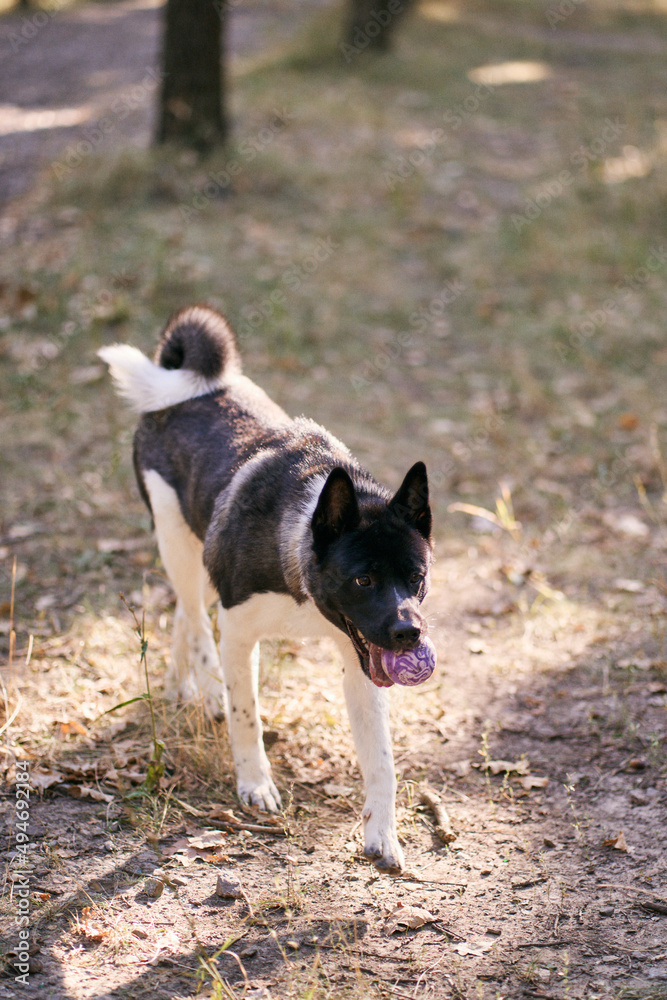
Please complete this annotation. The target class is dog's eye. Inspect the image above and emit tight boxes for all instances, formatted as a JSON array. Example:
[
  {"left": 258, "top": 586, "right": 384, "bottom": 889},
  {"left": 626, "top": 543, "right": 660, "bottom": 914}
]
[
  {"left": 355, "top": 575, "right": 372, "bottom": 588},
  {"left": 410, "top": 572, "right": 424, "bottom": 586}
]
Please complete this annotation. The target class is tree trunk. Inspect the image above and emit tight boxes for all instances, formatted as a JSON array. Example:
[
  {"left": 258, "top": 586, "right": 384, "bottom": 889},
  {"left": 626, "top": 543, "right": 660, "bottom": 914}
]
[
  {"left": 343, "top": 0, "right": 415, "bottom": 57},
  {"left": 156, "top": 0, "right": 226, "bottom": 152}
]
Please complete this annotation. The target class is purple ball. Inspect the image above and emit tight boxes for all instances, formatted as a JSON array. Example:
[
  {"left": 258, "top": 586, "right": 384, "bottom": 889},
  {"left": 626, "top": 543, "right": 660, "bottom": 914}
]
[{"left": 381, "top": 637, "right": 436, "bottom": 686}]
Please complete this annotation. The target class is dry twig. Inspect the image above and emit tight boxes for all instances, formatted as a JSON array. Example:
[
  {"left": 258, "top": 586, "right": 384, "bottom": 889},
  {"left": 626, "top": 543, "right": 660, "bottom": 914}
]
[{"left": 419, "top": 785, "right": 457, "bottom": 844}]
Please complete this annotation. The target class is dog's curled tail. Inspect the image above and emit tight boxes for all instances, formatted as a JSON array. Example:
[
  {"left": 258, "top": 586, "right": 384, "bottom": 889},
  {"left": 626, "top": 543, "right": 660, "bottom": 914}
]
[{"left": 98, "top": 306, "right": 241, "bottom": 413}]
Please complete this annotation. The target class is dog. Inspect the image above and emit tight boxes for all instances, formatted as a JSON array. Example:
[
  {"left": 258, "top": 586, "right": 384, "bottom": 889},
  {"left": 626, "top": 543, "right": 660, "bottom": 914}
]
[{"left": 99, "top": 306, "right": 433, "bottom": 871}]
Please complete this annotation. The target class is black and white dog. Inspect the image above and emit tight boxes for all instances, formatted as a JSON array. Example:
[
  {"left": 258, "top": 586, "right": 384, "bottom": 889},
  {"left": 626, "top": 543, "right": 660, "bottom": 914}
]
[{"left": 100, "top": 306, "right": 433, "bottom": 871}]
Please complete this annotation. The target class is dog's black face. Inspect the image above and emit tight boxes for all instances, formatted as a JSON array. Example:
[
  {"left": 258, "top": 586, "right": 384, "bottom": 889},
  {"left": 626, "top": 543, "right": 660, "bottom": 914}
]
[{"left": 308, "top": 462, "right": 433, "bottom": 687}]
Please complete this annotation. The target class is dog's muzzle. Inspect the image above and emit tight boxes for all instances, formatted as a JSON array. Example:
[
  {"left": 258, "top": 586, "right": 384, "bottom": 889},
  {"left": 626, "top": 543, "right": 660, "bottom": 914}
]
[{"left": 344, "top": 619, "right": 394, "bottom": 688}]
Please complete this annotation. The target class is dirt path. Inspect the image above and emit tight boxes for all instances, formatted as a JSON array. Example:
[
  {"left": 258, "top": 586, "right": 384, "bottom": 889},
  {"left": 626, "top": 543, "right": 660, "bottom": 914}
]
[
  {"left": 1, "top": 556, "right": 666, "bottom": 1000},
  {"left": 0, "top": 0, "right": 326, "bottom": 206}
]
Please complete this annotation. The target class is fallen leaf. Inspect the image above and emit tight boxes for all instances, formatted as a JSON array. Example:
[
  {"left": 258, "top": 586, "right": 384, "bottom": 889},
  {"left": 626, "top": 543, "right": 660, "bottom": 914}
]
[
  {"left": 602, "top": 511, "right": 649, "bottom": 539},
  {"left": 322, "top": 783, "right": 354, "bottom": 797},
  {"left": 613, "top": 578, "right": 645, "bottom": 593},
  {"left": 446, "top": 759, "right": 472, "bottom": 779},
  {"left": 170, "top": 847, "right": 212, "bottom": 866},
  {"left": 66, "top": 784, "right": 114, "bottom": 804},
  {"left": 603, "top": 830, "right": 629, "bottom": 852},
  {"left": 165, "top": 830, "right": 229, "bottom": 866},
  {"left": 74, "top": 907, "right": 111, "bottom": 942},
  {"left": 207, "top": 806, "right": 241, "bottom": 824},
  {"left": 384, "top": 902, "right": 437, "bottom": 934},
  {"left": 519, "top": 775, "right": 549, "bottom": 790},
  {"left": 60, "top": 759, "right": 99, "bottom": 778},
  {"left": 453, "top": 940, "right": 494, "bottom": 957},
  {"left": 57, "top": 720, "right": 88, "bottom": 737},
  {"left": 618, "top": 412, "right": 639, "bottom": 431},
  {"left": 30, "top": 768, "right": 64, "bottom": 791},
  {"left": 483, "top": 759, "right": 530, "bottom": 776},
  {"left": 187, "top": 830, "right": 228, "bottom": 851}
]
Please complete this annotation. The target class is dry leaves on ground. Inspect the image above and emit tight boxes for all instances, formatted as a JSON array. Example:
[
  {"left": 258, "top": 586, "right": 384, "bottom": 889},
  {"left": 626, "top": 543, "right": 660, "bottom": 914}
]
[
  {"left": 384, "top": 902, "right": 437, "bottom": 935},
  {"left": 603, "top": 830, "right": 630, "bottom": 852}
]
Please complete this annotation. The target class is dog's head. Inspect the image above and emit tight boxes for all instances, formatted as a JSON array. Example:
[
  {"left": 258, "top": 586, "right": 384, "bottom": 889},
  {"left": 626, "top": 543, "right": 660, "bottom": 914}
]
[{"left": 307, "top": 462, "right": 433, "bottom": 687}]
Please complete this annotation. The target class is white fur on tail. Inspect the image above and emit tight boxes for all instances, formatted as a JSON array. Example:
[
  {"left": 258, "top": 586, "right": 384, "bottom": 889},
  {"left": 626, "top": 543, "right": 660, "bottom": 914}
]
[{"left": 98, "top": 345, "right": 226, "bottom": 413}]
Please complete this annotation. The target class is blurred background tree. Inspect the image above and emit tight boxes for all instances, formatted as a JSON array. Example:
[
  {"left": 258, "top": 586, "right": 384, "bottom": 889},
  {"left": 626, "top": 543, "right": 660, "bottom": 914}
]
[
  {"left": 344, "top": 0, "right": 415, "bottom": 54},
  {"left": 155, "top": 0, "right": 227, "bottom": 151},
  {"left": 153, "top": 0, "right": 414, "bottom": 152}
]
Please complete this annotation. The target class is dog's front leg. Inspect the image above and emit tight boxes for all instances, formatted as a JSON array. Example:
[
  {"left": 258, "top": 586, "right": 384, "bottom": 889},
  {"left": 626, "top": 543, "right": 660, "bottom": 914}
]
[
  {"left": 219, "top": 609, "right": 281, "bottom": 813},
  {"left": 341, "top": 648, "right": 404, "bottom": 872}
]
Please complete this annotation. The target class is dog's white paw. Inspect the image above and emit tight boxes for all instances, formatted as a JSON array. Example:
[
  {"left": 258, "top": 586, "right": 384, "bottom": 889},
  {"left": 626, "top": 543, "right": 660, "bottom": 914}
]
[
  {"left": 199, "top": 690, "right": 226, "bottom": 720},
  {"left": 164, "top": 669, "right": 226, "bottom": 718},
  {"left": 194, "top": 674, "right": 227, "bottom": 720},
  {"left": 164, "top": 668, "right": 200, "bottom": 702},
  {"left": 362, "top": 805, "right": 404, "bottom": 872},
  {"left": 238, "top": 775, "right": 282, "bottom": 813}
]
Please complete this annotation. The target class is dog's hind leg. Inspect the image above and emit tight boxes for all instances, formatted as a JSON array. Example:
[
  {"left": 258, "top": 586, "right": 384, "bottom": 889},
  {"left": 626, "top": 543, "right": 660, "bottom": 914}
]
[
  {"left": 339, "top": 643, "right": 404, "bottom": 872},
  {"left": 218, "top": 601, "right": 281, "bottom": 813},
  {"left": 143, "top": 470, "right": 224, "bottom": 716}
]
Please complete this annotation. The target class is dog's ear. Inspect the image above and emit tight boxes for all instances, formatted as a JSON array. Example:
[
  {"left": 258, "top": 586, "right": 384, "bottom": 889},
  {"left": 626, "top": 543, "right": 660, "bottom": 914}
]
[
  {"left": 389, "top": 461, "right": 432, "bottom": 541},
  {"left": 311, "top": 468, "right": 360, "bottom": 560}
]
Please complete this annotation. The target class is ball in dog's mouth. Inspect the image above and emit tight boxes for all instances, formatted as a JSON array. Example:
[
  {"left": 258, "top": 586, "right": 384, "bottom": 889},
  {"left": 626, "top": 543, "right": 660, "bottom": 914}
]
[
  {"left": 369, "top": 637, "right": 436, "bottom": 688},
  {"left": 346, "top": 619, "right": 436, "bottom": 688}
]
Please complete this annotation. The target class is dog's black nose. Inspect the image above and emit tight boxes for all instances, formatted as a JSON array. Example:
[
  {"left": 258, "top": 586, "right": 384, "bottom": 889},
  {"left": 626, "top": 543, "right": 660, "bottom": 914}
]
[{"left": 390, "top": 622, "right": 421, "bottom": 648}]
